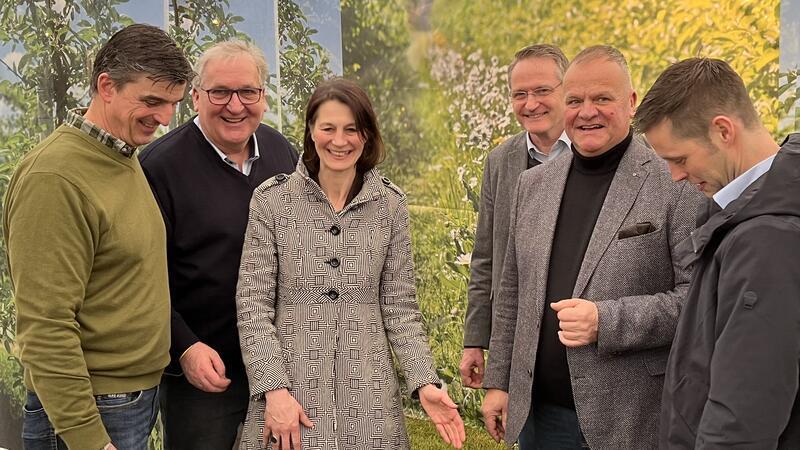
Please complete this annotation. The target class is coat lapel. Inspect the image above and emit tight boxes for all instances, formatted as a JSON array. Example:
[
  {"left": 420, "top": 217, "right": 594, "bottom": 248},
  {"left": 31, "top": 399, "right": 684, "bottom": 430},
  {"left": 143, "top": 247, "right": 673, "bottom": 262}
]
[{"left": 572, "top": 137, "right": 651, "bottom": 297}]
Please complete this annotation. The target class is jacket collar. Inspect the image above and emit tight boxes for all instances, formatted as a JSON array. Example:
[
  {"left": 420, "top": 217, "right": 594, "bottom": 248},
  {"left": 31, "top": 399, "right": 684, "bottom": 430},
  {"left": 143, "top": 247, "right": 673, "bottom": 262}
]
[
  {"left": 295, "top": 160, "right": 384, "bottom": 212},
  {"left": 674, "top": 133, "right": 800, "bottom": 268}
]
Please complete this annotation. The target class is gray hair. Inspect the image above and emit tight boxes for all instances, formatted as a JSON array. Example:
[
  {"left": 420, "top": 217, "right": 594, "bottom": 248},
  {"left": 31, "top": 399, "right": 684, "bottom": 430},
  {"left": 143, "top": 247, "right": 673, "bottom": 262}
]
[
  {"left": 569, "top": 45, "right": 632, "bottom": 87},
  {"left": 192, "top": 40, "right": 269, "bottom": 89},
  {"left": 507, "top": 44, "right": 569, "bottom": 89}
]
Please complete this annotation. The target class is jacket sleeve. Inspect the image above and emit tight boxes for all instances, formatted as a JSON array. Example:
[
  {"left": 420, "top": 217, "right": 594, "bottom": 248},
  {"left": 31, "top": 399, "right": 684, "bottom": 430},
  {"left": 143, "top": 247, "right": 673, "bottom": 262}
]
[
  {"left": 696, "top": 219, "right": 800, "bottom": 449},
  {"left": 464, "top": 154, "right": 495, "bottom": 348},
  {"left": 483, "top": 176, "right": 523, "bottom": 392},
  {"left": 236, "top": 191, "right": 291, "bottom": 396},
  {"left": 8, "top": 172, "right": 111, "bottom": 450},
  {"left": 379, "top": 197, "right": 440, "bottom": 395},
  {"left": 596, "top": 181, "right": 702, "bottom": 354}
]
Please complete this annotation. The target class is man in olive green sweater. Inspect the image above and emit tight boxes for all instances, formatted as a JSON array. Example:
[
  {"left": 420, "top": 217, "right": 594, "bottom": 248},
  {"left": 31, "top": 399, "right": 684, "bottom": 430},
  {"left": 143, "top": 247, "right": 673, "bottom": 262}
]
[{"left": 3, "top": 24, "right": 192, "bottom": 450}]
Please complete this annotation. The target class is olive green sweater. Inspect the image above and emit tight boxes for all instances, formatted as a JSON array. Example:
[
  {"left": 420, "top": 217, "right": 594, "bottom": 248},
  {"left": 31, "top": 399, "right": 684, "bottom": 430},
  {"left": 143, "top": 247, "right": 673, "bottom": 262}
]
[{"left": 3, "top": 125, "right": 170, "bottom": 450}]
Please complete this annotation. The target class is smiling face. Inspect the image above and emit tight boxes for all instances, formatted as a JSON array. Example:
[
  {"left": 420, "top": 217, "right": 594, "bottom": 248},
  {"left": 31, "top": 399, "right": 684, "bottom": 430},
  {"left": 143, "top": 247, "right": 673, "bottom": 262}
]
[
  {"left": 645, "top": 119, "right": 732, "bottom": 197},
  {"left": 101, "top": 74, "right": 185, "bottom": 147},
  {"left": 563, "top": 57, "right": 636, "bottom": 156},
  {"left": 510, "top": 57, "right": 565, "bottom": 142},
  {"left": 192, "top": 53, "right": 267, "bottom": 155},
  {"left": 311, "top": 100, "right": 365, "bottom": 177}
]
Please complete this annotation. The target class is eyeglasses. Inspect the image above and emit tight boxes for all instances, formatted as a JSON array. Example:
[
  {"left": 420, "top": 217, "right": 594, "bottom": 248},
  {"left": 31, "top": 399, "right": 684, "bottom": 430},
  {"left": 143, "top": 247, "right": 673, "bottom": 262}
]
[
  {"left": 199, "top": 87, "right": 264, "bottom": 105},
  {"left": 510, "top": 82, "right": 562, "bottom": 103}
]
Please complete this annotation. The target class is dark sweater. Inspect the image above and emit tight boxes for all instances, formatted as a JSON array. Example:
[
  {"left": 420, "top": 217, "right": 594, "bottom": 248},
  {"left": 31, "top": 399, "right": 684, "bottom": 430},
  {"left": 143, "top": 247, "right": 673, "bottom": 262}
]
[
  {"left": 139, "top": 119, "right": 298, "bottom": 376},
  {"left": 533, "top": 132, "right": 632, "bottom": 409}
]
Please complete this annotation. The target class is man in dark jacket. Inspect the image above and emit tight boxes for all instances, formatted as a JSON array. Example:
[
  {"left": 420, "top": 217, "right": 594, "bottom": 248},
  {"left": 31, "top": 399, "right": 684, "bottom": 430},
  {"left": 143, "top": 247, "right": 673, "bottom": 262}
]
[
  {"left": 140, "top": 40, "right": 298, "bottom": 449},
  {"left": 635, "top": 57, "right": 800, "bottom": 449}
]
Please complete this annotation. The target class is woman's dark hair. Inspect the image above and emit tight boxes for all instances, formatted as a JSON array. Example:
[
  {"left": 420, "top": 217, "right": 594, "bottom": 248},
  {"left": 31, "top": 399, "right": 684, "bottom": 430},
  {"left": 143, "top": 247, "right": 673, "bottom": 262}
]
[{"left": 302, "top": 78, "right": 385, "bottom": 176}]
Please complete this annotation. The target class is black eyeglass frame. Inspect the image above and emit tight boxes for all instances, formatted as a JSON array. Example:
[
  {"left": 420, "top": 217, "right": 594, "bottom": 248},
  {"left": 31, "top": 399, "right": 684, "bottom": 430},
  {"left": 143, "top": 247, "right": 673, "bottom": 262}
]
[{"left": 198, "top": 87, "right": 264, "bottom": 105}]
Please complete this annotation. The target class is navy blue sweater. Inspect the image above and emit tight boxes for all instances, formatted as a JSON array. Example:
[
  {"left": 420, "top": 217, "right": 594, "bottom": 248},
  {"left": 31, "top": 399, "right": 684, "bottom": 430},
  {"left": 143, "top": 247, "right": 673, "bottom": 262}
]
[{"left": 140, "top": 119, "right": 298, "bottom": 375}]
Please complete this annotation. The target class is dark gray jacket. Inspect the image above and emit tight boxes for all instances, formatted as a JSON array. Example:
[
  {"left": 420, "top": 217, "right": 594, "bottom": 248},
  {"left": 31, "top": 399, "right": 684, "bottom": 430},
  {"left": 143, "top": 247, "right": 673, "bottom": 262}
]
[{"left": 660, "top": 134, "right": 800, "bottom": 449}]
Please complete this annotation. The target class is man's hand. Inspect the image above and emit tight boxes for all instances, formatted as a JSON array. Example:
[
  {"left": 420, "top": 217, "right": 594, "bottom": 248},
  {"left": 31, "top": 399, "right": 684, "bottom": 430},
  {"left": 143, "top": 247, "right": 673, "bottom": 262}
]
[
  {"left": 551, "top": 298, "right": 599, "bottom": 347},
  {"left": 179, "top": 342, "right": 231, "bottom": 392},
  {"left": 481, "top": 388, "right": 508, "bottom": 443},
  {"left": 264, "top": 388, "right": 313, "bottom": 450},
  {"left": 459, "top": 348, "right": 485, "bottom": 388},
  {"left": 418, "top": 384, "right": 465, "bottom": 449}
]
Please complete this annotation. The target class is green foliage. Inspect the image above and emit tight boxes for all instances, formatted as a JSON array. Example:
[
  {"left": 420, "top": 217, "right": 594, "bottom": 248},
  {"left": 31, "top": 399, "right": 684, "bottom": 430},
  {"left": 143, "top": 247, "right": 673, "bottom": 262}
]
[
  {"left": 278, "top": 1, "right": 333, "bottom": 149},
  {"left": 0, "top": 0, "right": 134, "bottom": 133},
  {"left": 341, "top": 0, "right": 431, "bottom": 187}
]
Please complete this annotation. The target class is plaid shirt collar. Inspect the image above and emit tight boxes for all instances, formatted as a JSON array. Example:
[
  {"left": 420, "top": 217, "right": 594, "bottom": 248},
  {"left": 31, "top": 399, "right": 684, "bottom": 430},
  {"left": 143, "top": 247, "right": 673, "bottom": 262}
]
[{"left": 65, "top": 108, "right": 137, "bottom": 158}]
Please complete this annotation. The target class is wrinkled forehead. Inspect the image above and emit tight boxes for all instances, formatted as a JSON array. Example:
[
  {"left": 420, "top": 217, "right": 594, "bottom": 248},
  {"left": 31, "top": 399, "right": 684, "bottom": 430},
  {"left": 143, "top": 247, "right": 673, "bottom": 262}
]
[{"left": 201, "top": 53, "right": 262, "bottom": 86}]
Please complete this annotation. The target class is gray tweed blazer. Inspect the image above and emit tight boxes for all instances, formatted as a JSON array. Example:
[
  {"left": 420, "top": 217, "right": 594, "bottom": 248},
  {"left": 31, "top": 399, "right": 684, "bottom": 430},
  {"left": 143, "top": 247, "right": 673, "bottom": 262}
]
[
  {"left": 464, "top": 131, "right": 529, "bottom": 348},
  {"left": 484, "top": 136, "right": 704, "bottom": 449}
]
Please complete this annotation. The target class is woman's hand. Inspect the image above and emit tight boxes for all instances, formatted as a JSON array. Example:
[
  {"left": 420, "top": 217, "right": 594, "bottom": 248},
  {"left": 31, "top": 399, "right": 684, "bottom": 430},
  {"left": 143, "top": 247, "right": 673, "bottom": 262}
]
[
  {"left": 418, "top": 383, "right": 466, "bottom": 449},
  {"left": 263, "top": 388, "right": 314, "bottom": 450}
]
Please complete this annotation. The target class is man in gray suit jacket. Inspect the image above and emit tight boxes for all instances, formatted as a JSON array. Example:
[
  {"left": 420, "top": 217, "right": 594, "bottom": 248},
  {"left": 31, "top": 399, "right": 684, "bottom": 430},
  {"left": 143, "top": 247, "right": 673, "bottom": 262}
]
[
  {"left": 481, "top": 46, "right": 704, "bottom": 449},
  {"left": 460, "top": 44, "right": 571, "bottom": 388}
]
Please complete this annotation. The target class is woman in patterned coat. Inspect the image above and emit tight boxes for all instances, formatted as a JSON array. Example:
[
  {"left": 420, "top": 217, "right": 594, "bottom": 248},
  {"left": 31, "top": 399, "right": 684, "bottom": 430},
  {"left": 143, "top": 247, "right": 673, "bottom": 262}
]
[{"left": 236, "top": 78, "right": 465, "bottom": 450}]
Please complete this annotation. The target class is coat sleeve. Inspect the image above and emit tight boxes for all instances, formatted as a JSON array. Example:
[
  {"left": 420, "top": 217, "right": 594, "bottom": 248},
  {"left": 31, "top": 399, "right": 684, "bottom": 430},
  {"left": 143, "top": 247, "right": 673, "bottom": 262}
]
[
  {"left": 8, "top": 173, "right": 111, "bottom": 450},
  {"left": 595, "top": 181, "right": 701, "bottom": 354},
  {"left": 483, "top": 176, "right": 523, "bottom": 392},
  {"left": 236, "top": 190, "right": 291, "bottom": 397},
  {"left": 464, "top": 153, "right": 495, "bottom": 348},
  {"left": 695, "top": 219, "right": 800, "bottom": 449},
  {"left": 379, "top": 197, "right": 440, "bottom": 395}
]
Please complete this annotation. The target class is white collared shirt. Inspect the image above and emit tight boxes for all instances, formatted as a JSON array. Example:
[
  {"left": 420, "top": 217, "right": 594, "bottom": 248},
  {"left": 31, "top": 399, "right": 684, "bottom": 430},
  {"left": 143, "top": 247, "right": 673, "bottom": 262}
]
[
  {"left": 193, "top": 116, "right": 260, "bottom": 175},
  {"left": 527, "top": 130, "right": 571, "bottom": 164},
  {"left": 713, "top": 154, "right": 775, "bottom": 209}
]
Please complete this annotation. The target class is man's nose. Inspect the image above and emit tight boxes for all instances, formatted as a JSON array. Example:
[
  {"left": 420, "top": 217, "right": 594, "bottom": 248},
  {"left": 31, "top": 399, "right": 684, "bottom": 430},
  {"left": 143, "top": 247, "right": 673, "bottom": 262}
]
[
  {"left": 154, "top": 104, "right": 176, "bottom": 126},
  {"left": 669, "top": 164, "right": 688, "bottom": 182}
]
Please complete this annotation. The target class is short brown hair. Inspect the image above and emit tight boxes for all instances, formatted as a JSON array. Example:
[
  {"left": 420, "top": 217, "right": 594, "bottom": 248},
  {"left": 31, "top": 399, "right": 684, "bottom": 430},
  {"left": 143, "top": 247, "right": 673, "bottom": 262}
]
[
  {"left": 507, "top": 44, "right": 568, "bottom": 89},
  {"left": 303, "top": 78, "right": 385, "bottom": 176},
  {"left": 90, "top": 23, "right": 193, "bottom": 94},
  {"left": 634, "top": 58, "right": 760, "bottom": 139}
]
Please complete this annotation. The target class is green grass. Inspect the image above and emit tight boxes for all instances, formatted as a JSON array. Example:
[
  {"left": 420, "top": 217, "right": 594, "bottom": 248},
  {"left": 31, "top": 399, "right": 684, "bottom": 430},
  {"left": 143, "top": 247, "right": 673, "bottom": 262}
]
[{"left": 407, "top": 416, "right": 506, "bottom": 450}]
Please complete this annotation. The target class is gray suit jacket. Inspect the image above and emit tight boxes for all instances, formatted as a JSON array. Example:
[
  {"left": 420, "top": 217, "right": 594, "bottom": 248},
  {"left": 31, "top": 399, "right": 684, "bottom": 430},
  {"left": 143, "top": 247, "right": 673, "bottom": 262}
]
[
  {"left": 484, "top": 136, "right": 703, "bottom": 449},
  {"left": 463, "top": 131, "right": 529, "bottom": 348}
]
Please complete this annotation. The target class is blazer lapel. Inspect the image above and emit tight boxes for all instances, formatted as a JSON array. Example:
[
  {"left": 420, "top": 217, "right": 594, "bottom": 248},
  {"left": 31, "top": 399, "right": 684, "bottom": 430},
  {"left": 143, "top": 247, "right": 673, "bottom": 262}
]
[
  {"left": 507, "top": 132, "right": 529, "bottom": 176},
  {"left": 532, "top": 152, "right": 572, "bottom": 304},
  {"left": 573, "top": 137, "right": 651, "bottom": 297}
]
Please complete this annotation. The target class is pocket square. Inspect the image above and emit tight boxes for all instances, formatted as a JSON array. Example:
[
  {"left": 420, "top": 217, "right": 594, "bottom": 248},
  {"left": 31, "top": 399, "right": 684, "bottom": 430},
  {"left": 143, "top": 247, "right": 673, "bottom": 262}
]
[{"left": 618, "top": 222, "right": 657, "bottom": 239}]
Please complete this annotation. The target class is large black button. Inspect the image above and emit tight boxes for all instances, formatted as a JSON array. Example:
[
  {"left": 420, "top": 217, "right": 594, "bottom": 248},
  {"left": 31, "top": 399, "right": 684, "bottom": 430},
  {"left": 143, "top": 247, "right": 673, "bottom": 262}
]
[
  {"left": 330, "top": 225, "right": 340, "bottom": 236},
  {"left": 328, "top": 258, "right": 340, "bottom": 268},
  {"left": 327, "top": 289, "right": 339, "bottom": 300}
]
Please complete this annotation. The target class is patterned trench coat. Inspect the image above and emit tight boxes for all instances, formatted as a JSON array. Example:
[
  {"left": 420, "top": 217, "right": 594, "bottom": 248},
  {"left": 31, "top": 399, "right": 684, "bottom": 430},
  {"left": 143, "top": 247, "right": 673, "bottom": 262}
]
[{"left": 236, "top": 162, "right": 440, "bottom": 449}]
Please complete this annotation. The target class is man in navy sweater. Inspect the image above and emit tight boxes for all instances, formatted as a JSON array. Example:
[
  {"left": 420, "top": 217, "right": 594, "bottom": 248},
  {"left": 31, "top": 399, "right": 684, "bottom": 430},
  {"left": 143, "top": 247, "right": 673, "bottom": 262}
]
[{"left": 140, "top": 40, "right": 298, "bottom": 450}]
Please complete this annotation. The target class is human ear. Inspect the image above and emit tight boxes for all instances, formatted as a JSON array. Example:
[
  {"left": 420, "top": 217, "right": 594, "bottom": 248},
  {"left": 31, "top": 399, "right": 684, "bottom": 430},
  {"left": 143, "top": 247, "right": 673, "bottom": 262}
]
[
  {"left": 709, "top": 115, "right": 736, "bottom": 146},
  {"left": 95, "top": 73, "right": 117, "bottom": 103}
]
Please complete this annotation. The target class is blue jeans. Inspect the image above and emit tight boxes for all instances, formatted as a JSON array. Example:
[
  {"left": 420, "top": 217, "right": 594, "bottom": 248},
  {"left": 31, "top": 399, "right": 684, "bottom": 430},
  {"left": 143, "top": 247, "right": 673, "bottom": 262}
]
[
  {"left": 23, "top": 386, "right": 159, "bottom": 450},
  {"left": 518, "top": 401, "right": 590, "bottom": 449}
]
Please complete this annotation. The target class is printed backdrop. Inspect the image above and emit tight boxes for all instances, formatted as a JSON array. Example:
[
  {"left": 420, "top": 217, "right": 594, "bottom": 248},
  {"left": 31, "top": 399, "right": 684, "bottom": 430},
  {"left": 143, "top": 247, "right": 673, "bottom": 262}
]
[{"left": 0, "top": 0, "right": 796, "bottom": 448}]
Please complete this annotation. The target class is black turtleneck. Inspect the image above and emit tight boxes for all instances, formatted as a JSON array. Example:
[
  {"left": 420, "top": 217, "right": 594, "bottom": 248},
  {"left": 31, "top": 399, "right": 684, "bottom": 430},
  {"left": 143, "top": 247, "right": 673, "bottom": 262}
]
[{"left": 533, "top": 131, "right": 632, "bottom": 410}]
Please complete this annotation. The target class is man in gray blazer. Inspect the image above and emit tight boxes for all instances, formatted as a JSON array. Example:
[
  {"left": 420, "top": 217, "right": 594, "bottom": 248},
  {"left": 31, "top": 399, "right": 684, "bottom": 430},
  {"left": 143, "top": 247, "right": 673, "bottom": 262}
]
[
  {"left": 481, "top": 45, "right": 704, "bottom": 449},
  {"left": 460, "top": 44, "right": 571, "bottom": 388}
]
